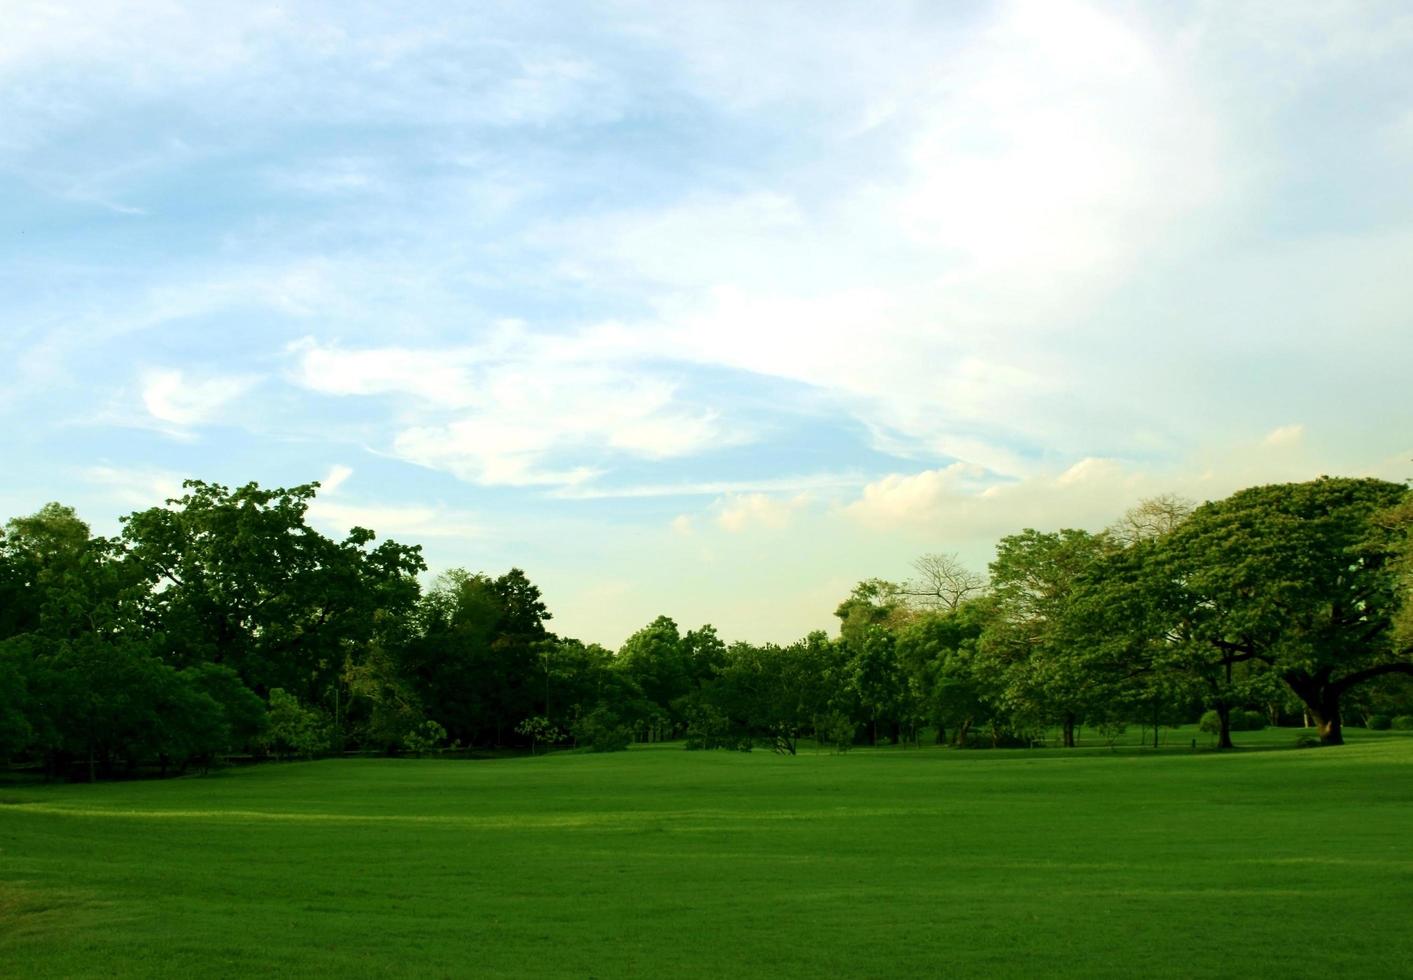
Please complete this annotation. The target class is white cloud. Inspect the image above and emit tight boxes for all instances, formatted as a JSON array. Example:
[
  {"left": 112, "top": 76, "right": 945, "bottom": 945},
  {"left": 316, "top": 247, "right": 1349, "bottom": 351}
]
[
  {"left": 320, "top": 464, "right": 354, "bottom": 494},
  {"left": 85, "top": 465, "right": 186, "bottom": 509},
  {"left": 306, "top": 499, "right": 480, "bottom": 540},
  {"left": 534, "top": 1, "right": 1229, "bottom": 475},
  {"left": 140, "top": 369, "right": 256, "bottom": 428},
  {"left": 715, "top": 492, "right": 811, "bottom": 533},
  {"left": 1263, "top": 424, "right": 1305, "bottom": 448},
  {"left": 291, "top": 338, "right": 741, "bottom": 487}
]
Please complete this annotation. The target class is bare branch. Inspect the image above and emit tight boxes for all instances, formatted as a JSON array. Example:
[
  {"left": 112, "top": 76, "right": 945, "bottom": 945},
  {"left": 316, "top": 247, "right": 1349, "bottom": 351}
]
[
  {"left": 1110, "top": 493, "right": 1196, "bottom": 545},
  {"left": 901, "top": 552, "right": 987, "bottom": 613}
]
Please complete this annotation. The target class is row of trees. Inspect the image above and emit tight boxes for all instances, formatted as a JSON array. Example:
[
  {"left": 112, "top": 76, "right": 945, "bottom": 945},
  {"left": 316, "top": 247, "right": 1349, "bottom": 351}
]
[{"left": 1, "top": 476, "right": 1410, "bottom": 778}]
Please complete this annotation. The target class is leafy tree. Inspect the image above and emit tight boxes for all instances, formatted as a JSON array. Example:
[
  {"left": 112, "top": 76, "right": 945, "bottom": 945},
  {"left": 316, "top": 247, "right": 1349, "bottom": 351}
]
[
  {"left": 514, "top": 715, "right": 560, "bottom": 754},
  {"left": 895, "top": 600, "right": 993, "bottom": 746},
  {"left": 983, "top": 528, "right": 1116, "bottom": 746},
  {"left": 402, "top": 567, "right": 550, "bottom": 746},
  {"left": 1159, "top": 478, "right": 1409, "bottom": 745},
  {"left": 616, "top": 615, "right": 690, "bottom": 737},
  {"left": 848, "top": 626, "right": 903, "bottom": 745},
  {"left": 834, "top": 579, "right": 906, "bottom": 651},
  {"left": 118, "top": 480, "right": 425, "bottom": 704},
  {"left": 261, "top": 688, "right": 329, "bottom": 760}
]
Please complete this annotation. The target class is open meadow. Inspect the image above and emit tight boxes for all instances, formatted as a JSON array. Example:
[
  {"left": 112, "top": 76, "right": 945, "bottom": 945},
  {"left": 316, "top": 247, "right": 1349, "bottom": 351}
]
[{"left": 4, "top": 729, "right": 1413, "bottom": 978}]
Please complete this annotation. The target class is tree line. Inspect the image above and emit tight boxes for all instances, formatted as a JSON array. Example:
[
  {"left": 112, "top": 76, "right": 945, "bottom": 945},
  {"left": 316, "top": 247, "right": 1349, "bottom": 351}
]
[{"left": 1, "top": 476, "right": 1410, "bottom": 779}]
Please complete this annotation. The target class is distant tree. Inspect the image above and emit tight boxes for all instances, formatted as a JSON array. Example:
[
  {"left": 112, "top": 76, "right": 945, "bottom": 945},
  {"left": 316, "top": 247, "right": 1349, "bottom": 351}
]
[
  {"left": 261, "top": 688, "right": 329, "bottom": 761},
  {"left": 834, "top": 579, "right": 906, "bottom": 651},
  {"left": 895, "top": 600, "right": 994, "bottom": 746},
  {"left": 117, "top": 480, "right": 425, "bottom": 703},
  {"left": 983, "top": 528, "right": 1116, "bottom": 746},
  {"left": 902, "top": 553, "right": 988, "bottom": 613},
  {"left": 616, "top": 616, "right": 690, "bottom": 738},
  {"left": 1107, "top": 494, "right": 1194, "bottom": 545}
]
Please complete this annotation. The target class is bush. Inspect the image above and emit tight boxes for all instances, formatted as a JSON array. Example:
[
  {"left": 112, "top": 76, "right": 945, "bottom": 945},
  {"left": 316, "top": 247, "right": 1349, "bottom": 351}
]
[
  {"left": 403, "top": 720, "right": 446, "bottom": 756},
  {"left": 815, "top": 711, "right": 855, "bottom": 754},
  {"left": 1366, "top": 714, "right": 1393, "bottom": 731},
  {"left": 1233, "top": 709, "right": 1266, "bottom": 731},
  {"left": 572, "top": 707, "right": 632, "bottom": 753},
  {"left": 1392, "top": 715, "right": 1413, "bottom": 731},
  {"left": 1198, "top": 708, "right": 1265, "bottom": 734}
]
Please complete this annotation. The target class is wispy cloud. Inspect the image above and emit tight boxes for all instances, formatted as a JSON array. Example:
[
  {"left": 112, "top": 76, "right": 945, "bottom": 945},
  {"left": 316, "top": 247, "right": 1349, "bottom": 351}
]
[{"left": 139, "top": 369, "right": 258, "bottom": 430}]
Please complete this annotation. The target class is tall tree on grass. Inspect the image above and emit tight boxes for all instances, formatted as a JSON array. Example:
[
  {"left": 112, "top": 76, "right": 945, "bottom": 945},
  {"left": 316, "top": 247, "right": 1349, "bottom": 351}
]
[
  {"left": 983, "top": 528, "right": 1116, "bottom": 747},
  {"left": 1158, "top": 478, "right": 1410, "bottom": 745},
  {"left": 119, "top": 480, "right": 425, "bottom": 703}
]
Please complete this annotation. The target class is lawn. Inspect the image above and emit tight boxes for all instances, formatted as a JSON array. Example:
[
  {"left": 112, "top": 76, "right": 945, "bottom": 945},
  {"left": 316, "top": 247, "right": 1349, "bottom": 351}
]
[{"left": 3, "top": 729, "right": 1411, "bottom": 978}]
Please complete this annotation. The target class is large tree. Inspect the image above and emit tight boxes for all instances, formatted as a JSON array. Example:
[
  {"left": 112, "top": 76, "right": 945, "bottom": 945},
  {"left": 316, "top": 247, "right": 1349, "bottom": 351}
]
[
  {"left": 1159, "top": 477, "right": 1410, "bottom": 745},
  {"left": 983, "top": 528, "right": 1117, "bottom": 746},
  {"left": 119, "top": 480, "right": 424, "bottom": 703}
]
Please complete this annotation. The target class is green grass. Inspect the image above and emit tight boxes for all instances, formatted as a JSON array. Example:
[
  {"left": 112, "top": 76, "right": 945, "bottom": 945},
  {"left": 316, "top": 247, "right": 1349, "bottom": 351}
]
[{"left": 4, "top": 728, "right": 1412, "bottom": 978}]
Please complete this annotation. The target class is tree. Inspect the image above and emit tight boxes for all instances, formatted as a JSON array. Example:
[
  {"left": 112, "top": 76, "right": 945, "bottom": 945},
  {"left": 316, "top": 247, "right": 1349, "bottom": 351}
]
[
  {"left": 834, "top": 579, "right": 906, "bottom": 651},
  {"left": 1159, "top": 478, "right": 1410, "bottom": 745},
  {"left": 118, "top": 480, "right": 425, "bottom": 703},
  {"left": 1108, "top": 494, "right": 1194, "bottom": 546},
  {"left": 983, "top": 528, "right": 1116, "bottom": 747},
  {"left": 902, "top": 553, "right": 987, "bottom": 613},
  {"left": 895, "top": 600, "right": 994, "bottom": 746},
  {"left": 616, "top": 616, "right": 690, "bottom": 738}
]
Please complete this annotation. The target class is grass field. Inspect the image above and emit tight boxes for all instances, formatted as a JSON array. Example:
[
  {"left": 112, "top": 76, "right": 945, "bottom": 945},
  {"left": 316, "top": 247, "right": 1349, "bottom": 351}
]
[{"left": 4, "top": 728, "right": 1412, "bottom": 978}]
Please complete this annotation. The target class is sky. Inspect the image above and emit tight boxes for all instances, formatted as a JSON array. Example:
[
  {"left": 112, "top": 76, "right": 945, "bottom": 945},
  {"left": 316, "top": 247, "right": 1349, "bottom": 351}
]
[{"left": 4, "top": 0, "right": 1412, "bottom": 648}]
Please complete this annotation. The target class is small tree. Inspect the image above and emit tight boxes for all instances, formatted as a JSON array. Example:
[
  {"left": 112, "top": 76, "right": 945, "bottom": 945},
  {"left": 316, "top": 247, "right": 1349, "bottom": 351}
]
[
  {"left": 514, "top": 715, "right": 560, "bottom": 754},
  {"left": 261, "top": 688, "right": 328, "bottom": 760}
]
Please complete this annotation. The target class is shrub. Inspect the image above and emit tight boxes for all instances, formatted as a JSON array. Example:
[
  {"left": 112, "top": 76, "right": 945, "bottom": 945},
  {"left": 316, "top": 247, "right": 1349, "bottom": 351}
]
[
  {"left": 1233, "top": 709, "right": 1266, "bottom": 731},
  {"left": 403, "top": 720, "right": 446, "bottom": 756},
  {"left": 1392, "top": 715, "right": 1413, "bottom": 731},
  {"left": 1366, "top": 714, "right": 1392, "bottom": 731},
  {"left": 1199, "top": 708, "right": 1265, "bottom": 734},
  {"left": 514, "top": 715, "right": 560, "bottom": 754},
  {"left": 572, "top": 707, "right": 632, "bottom": 753},
  {"left": 815, "top": 711, "right": 855, "bottom": 754},
  {"left": 260, "top": 689, "right": 329, "bottom": 761}
]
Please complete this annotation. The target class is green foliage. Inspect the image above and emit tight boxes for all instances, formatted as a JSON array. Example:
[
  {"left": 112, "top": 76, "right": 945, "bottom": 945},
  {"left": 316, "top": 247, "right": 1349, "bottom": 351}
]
[
  {"left": 1392, "top": 715, "right": 1413, "bottom": 730},
  {"left": 682, "top": 697, "right": 732, "bottom": 750},
  {"left": 403, "top": 720, "right": 446, "bottom": 756},
  {"left": 816, "top": 709, "right": 855, "bottom": 753},
  {"left": 513, "top": 715, "right": 560, "bottom": 753},
  {"left": 1199, "top": 708, "right": 1265, "bottom": 735},
  {"left": 1160, "top": 478, "right": 1410, "bottom": 745},
  {"left": 571, "top": 706, "right": 632, "bottom": 752},
  {"left": 261, "top": 688, "right": 329, "bottom": 760},
  {"left": 1366, "top": 714, "right": 1392, "bottom": 730}
]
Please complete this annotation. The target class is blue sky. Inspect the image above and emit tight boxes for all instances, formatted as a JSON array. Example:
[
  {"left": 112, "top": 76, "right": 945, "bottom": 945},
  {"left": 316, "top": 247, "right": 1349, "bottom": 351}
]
[{"left": 4, "top": 0, "right": 1412, "bottom": 646}]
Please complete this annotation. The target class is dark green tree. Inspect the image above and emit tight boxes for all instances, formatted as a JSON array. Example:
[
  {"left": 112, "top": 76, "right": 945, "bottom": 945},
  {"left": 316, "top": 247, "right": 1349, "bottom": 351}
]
[{"left": 1158, "top": 478, "right": 1410, "bottom": 745}]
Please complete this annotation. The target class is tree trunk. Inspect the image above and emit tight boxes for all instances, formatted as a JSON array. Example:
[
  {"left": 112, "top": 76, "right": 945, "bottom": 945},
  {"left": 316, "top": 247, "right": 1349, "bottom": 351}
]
[
  {"left": 888, "top": 720, "right": 901, "bottom": 745},
  {"left": 1062, "top": 714, "right": 1076, "bottom": 749},
  {"left": 935, "top": 723, "right": 947, "bottom": 746},
  {"left": 1215, "top": 701, "right": 1234, "bottom": 749},
  {"left": 1285, "top": 671, "right": 1345, "bottom": 746},
  {"left": 1308, "top": 702, "right": 1344, "bottom": 746}
]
